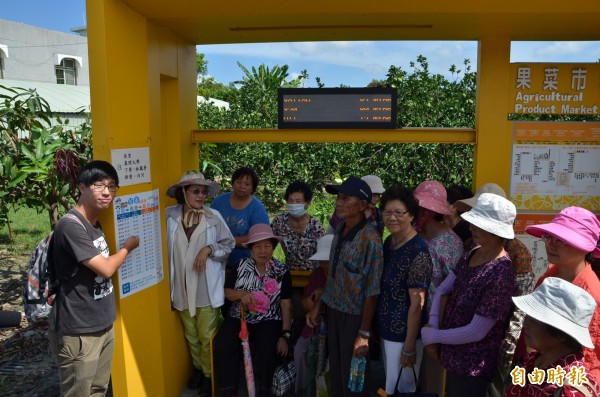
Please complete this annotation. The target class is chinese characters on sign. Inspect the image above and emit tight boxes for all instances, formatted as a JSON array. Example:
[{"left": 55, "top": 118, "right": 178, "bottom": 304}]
[
  {"left": 510, "top": 365, "right": 588, "bottom": 387},
  {"left": 111, "top": 147, "right": 151, "bottom": 186},
  {"left": 510, "top": 122, "right": 600, "bottom": 211},
  {"left": 509, "top": 63, "right": 599, "bottom": 115},
  {"left": 114, "top": 189, "right": 163, "bottom": 299}
]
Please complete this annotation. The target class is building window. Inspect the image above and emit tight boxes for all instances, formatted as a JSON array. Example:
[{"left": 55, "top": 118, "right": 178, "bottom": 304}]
[
  {"left": 56, "top": 58, "right": 77, "bottom": 85},
  {"left": 0, "top": 57, "right": 4, "bottom": 79}
]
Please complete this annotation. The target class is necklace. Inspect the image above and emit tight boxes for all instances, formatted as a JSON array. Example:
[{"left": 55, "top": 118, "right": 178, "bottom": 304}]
[{"left": 391, "top": 230, "right": 414, "bottom": 250}]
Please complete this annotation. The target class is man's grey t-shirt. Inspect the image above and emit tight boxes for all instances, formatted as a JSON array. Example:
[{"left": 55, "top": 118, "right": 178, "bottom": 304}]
[{"left": 49, "top": 209, "right": 116, "bottom": 334}]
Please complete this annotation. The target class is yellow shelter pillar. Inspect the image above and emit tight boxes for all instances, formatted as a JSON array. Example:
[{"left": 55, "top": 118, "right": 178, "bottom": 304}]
[
  {"left": 474, "top": 37, "right": 512, "bottom": 192},
  {"left": 86, "top": 0, "right": 197, "bottom": 395}
]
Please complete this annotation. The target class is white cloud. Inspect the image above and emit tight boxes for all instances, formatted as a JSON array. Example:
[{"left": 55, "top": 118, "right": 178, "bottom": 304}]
[
  {"left": 199, "top": 40, "right": 599, "bottom": 87},
  {"left": 511, "top": 41, "right": 600, "bottom": 62}
]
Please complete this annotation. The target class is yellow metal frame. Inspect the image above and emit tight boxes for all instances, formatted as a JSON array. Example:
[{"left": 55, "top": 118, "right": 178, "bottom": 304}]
[{"left": 86, "top": 0, "right": 599, "bottom": 395}]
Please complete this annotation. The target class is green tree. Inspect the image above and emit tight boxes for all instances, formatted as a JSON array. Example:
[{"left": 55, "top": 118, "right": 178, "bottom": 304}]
[
  {"left": 197, "top": 56, "right": 478, "bottom": 212},
  {"left": 0, "top": 85, "right": 92, "bottom": 233},
  {"left": 196, "top": 53, "right": 208, "bottom": 77},
  {"left": 233, "top": 62, "right": 302, "bottom": 127}
]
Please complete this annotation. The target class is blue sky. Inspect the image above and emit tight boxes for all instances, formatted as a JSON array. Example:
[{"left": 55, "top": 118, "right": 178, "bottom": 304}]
[{"left": 3, "top": 0, "right": 600, "bottom": 87}]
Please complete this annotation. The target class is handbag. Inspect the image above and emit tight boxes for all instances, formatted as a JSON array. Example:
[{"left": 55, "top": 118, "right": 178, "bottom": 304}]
[
  {"left": 271, "top": 358, "right": 296, "bottom": 397},
  {"left": 390, "top": 366, "right": 437, "bottom": 397}
]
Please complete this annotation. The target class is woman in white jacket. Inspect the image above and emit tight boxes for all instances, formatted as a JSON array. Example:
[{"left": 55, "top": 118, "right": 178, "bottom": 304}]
[{"left": 166, "top": 172, "right": 235, "bottom": 395}]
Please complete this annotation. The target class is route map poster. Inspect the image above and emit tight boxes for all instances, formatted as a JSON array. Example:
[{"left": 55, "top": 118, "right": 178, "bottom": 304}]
[
  {"left": 510, "top": 121, "right": 600, "bottom": 211},
  {"left": 114, "top": 189, "right": 163, "bottom": 299}
]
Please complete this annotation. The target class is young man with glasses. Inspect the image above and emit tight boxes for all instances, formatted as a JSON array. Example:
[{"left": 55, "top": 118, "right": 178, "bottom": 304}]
[{"left": 48, "top": 160, "right": 139, "bottom": 397}]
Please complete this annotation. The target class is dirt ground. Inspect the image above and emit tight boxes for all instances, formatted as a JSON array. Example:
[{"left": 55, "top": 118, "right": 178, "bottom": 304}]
[{"left": 0, "top": 248, "right": 60, "bottom": 397}]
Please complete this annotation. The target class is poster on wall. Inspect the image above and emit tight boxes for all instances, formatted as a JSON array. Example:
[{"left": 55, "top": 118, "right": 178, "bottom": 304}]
[
  {"left": 510, "top": 121, "right": 600, "bottom": 211},
  {"left": 111, "top": 147, "right": 151, "bottom": 187},
  {"left": 114, "top": 189, "right": 163, "bottom": 299}
]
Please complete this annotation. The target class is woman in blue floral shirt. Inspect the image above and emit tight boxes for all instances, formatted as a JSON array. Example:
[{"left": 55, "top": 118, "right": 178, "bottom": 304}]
[{"left": 215, "top": 224, "right": 293, "bottom": 397}]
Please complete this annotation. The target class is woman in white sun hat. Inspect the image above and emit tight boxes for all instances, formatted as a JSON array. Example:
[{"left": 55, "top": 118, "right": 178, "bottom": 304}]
[
  {"left": 166, "top": 171, "right": 235, "bottom": 393},
  {"left": 421, "top": 193, "right": 516, "bottom": 397},
  {"left": 505, "top": 277, "right": 599, "bottom": 396}
]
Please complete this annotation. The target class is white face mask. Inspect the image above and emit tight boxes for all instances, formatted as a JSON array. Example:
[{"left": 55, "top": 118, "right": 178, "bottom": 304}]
[{"left": 287, "top": 203, "right": 306, "bottom": 218}]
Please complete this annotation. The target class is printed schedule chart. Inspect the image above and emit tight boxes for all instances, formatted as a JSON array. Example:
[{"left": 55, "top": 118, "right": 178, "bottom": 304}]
[{"left": 114, "top": 189, "right": 163, "bottom": 299}]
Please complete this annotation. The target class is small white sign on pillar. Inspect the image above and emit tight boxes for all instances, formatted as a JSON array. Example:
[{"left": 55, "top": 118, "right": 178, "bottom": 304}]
[{"left": 111, "top": 147, "right": 151, "bottom": 187}]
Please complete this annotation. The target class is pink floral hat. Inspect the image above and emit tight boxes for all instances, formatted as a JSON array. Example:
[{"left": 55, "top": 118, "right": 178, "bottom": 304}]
[
  {"left": 414, "top": 180, "right": 452, "bottom": 216},
  {"left": 242, "top": 224, "right": 283, "bottom": 247},
  {"left": 526, "top": 207, "right": 600, "bottom": 258}
]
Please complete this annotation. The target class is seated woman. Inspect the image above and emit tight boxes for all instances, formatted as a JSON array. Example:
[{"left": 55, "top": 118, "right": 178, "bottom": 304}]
[
  {"left": 271, "top": 180, "right": 325, "bottom": 271},
  {"left": 215, "top": 224, "right": 293, "bottom": 397},
  {"left": 505, "top": 277, "right": 599, "bottom": 396},
  {"left": 421, "top": 193, "right": 516, "bottom": 397}
]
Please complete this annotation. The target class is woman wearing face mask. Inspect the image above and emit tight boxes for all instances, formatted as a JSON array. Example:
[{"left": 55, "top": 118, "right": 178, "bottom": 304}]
[{"left": 271, "top": 180, "right": 325, "bottom": 271}]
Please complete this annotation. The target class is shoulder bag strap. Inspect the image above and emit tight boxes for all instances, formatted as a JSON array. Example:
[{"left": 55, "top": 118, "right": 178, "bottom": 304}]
[{"left": 54, "top": 212, "right": 87, "bottom": 347}]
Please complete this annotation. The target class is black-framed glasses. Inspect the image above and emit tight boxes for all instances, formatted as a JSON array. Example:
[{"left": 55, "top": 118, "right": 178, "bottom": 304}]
[
  {"left": 541, "top": 234, "right": 566, "bottom": 248},
  {"left": 90, "top": 183, "right": 119, "bottom": 193},
  {"left": 382, "top": 210, "right": 409, "bottom": 218}
]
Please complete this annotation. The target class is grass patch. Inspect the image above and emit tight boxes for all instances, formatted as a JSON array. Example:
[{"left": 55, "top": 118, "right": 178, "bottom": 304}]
[{"left": 0, "top": 207, "right": 50, "bottom": 254}]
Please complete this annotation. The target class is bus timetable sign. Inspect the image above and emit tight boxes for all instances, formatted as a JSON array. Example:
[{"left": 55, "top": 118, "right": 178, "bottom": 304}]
[{"left": 278, "top": 88, "right": 397, "bottom": 129}]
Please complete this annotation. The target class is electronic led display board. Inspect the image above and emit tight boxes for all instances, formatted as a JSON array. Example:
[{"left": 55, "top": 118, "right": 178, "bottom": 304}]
[{"left": 278, "top": 88, "right": 397, "bottom": 129}]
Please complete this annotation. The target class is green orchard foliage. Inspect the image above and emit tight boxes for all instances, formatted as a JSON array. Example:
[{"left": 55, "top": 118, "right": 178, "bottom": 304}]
[
  {"left": 0, "top": 85, "right": 92, "bottom": 234},
  {"left": 198, "top": 56, "right": 476, "bottom": 213}
]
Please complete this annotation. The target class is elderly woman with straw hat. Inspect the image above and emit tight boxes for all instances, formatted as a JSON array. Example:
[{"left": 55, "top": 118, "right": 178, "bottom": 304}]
[
  {"left": 505, "top": 277, "right": 599, "bottom": 396},
  {"left": 421, "top": 193, "right": 517, "bottom": 397},
  {"left": 166, "top": 171, "right": 235, "bottom": 394},
  {"left": 521, "top": 206, "right": 600, "bottom": 383}
]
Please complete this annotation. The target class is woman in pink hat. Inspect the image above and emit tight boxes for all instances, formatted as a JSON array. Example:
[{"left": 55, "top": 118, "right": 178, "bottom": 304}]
[
  {"left": 214, "top": 224, "right": 293, "bottom": 397},
  {"left": 413, "top": 180, "right": 464, "bottom": 314},
  {"left": 413, "top": 180, "right": 464, "bottom": 396},
  {"left": 522, "top": 206, "right": 600, "bottom": 383}
]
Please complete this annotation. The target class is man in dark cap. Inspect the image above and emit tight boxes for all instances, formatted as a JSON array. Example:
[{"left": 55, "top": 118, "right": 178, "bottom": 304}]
[{"left": 309, "top": 176, "right": 384, "bottom": 396}]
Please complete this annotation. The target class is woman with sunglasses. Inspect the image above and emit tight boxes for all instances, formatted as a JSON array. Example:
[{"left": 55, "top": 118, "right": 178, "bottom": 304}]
[
  {"left": 522, "top": 206, "right": 600, "bottom": 382},
  {"left": 166, "top": 172, "right": 235, "bottom": 395}
]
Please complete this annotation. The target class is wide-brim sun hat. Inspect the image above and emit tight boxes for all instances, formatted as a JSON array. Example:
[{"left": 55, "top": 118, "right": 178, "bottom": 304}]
[
  {"left": 525, "top": 206, "right": 600, "bottom": 258},
  {"left": 414, "top": 180, "right": 452, "bottom": 216},
  {"left": 242, "top": 224, "right": 283, "bottom": 247},
  {"left": 325, "top": 175, "right": 372, "bottom": 203},
  {"left": 458, "top": 182, "right": 506, "bottom": 209},
  {"left": 309, "top": 234, "right": 334, "bottom": 261},
  {"left": 461, "top": 193, "right": 516, "bottom": 239},
  {"left": 361, "top": 175, "right": 385, "bottom": 194},
  {"left": 513, "top": 277, "right": 596, "bottom": 348},
  {"left": 166, "top": 171, "right": 220, "bottom": 198}
]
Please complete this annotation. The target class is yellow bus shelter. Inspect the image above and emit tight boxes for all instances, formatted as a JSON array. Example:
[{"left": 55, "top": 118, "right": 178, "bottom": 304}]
[{"left": 85, "top": 1, "right": 600, "bottom": 395}]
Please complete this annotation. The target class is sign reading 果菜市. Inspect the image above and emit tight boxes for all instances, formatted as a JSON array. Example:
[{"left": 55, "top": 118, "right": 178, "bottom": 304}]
[{"left": 509, "top": 63, "right": 599, "bottom": 115}]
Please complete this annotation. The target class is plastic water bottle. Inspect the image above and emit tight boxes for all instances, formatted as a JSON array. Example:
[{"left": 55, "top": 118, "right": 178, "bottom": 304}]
[{"left": 348, "top": 356, "right": 366, "bottom": 392}]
